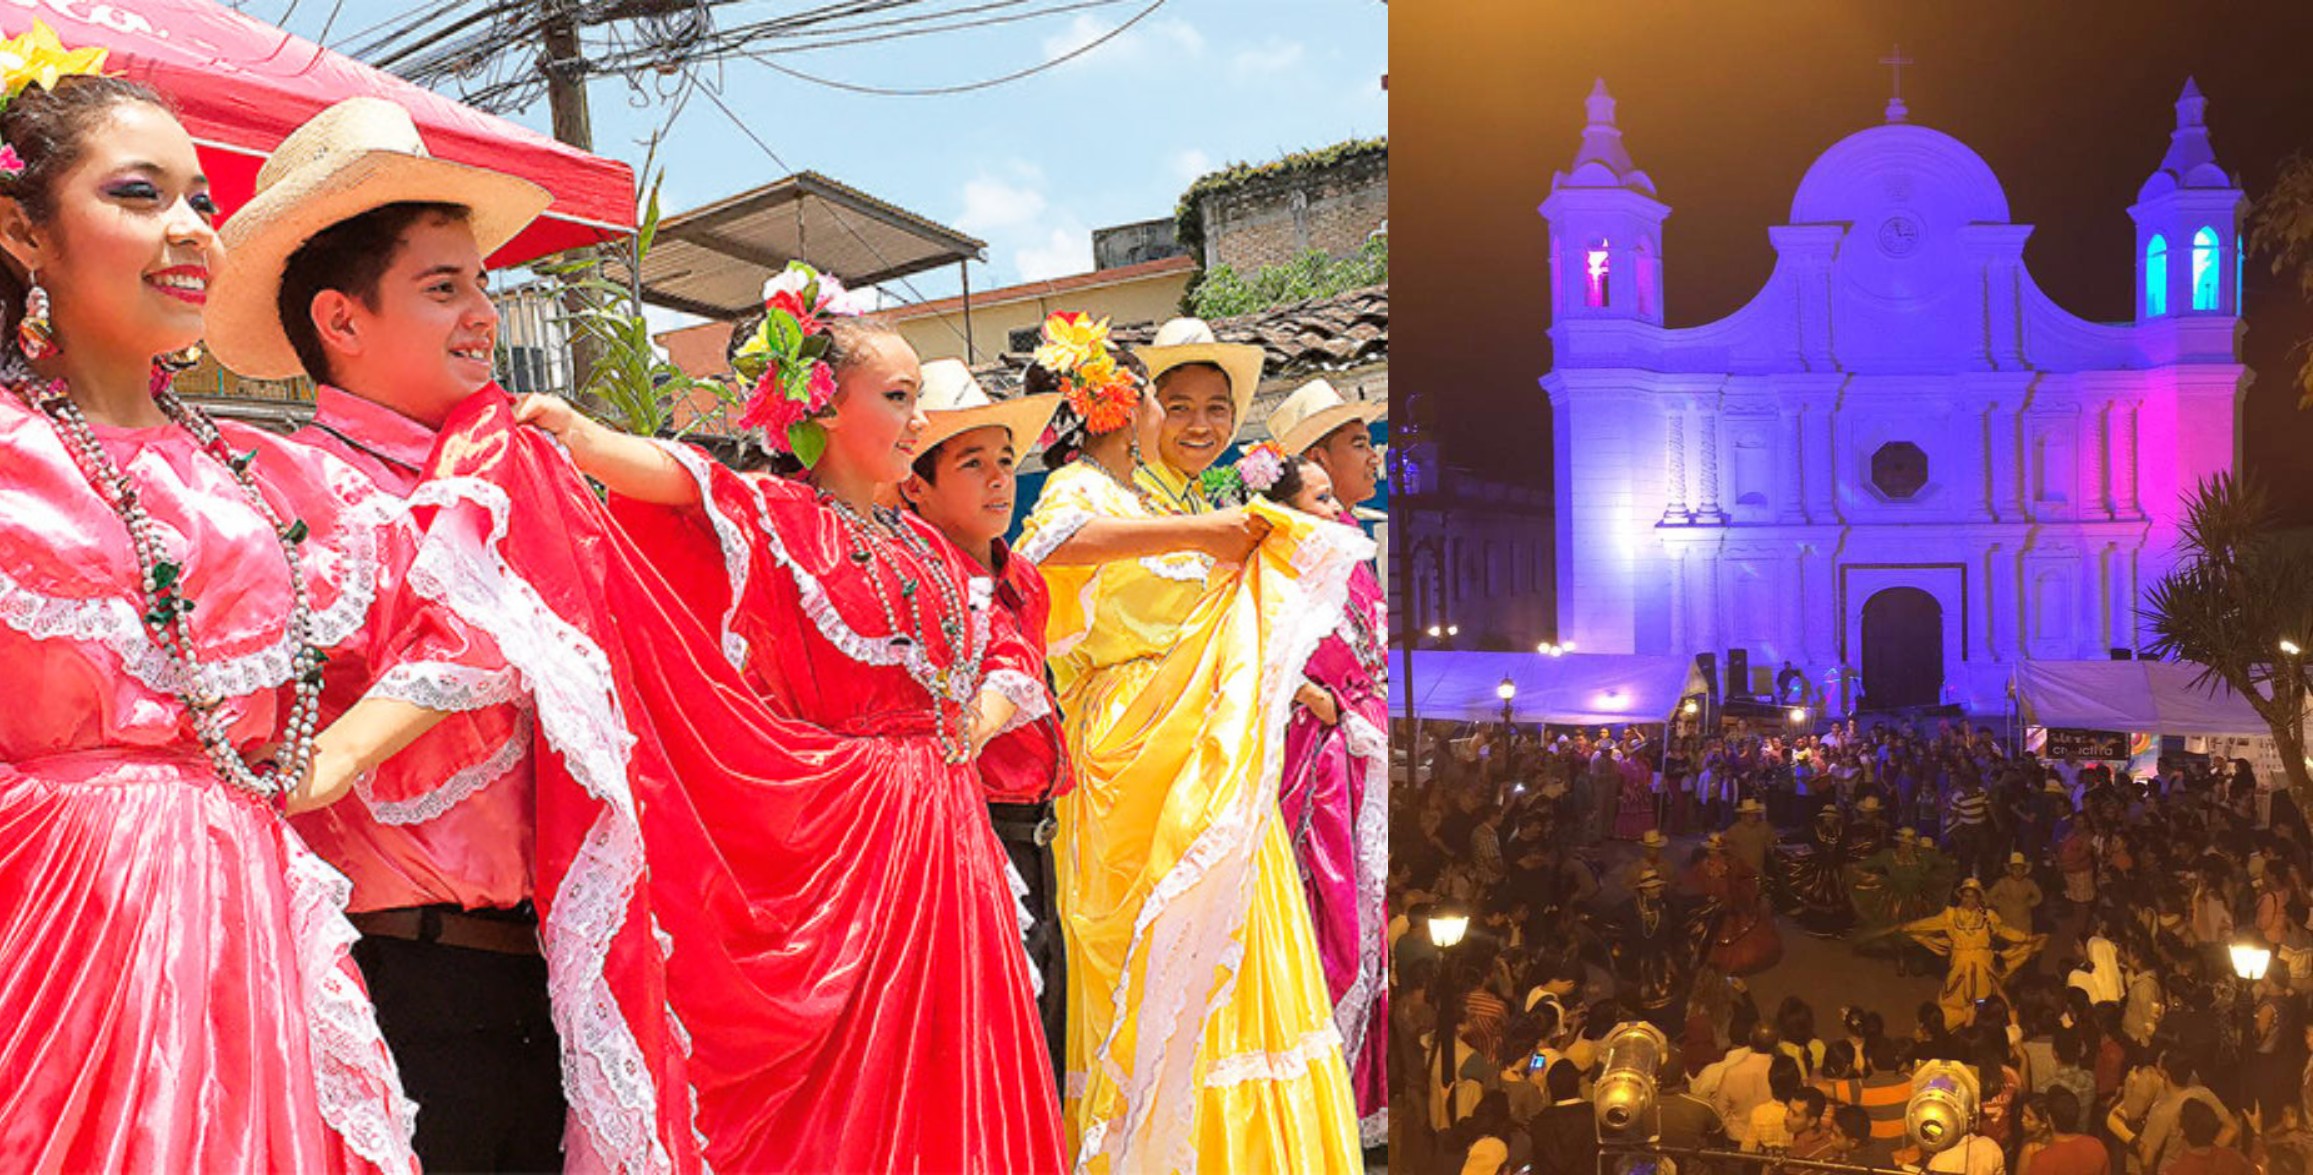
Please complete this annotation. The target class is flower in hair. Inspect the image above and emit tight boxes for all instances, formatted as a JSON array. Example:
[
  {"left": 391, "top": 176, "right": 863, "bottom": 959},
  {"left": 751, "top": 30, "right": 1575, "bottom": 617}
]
[
  {"left": 1235, "top": 441, "right": 1289, "bottom": 494},
  {"left": 0, "top": 145, "right": 23, "bottom": 179},
  {"left": 0, "top": 22, "right": 108, "bottom": 103},
  {"left": 735, "top": 261, "right": 859, "bottom": 466},
  {"left": 1034, "top": 311, "right": 1139, "bottom": 435}
]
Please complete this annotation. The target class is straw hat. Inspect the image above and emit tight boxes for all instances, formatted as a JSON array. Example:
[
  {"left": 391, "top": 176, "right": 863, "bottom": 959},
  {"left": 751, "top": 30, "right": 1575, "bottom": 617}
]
[
  {"left": 2008, "top": 851, "right": 2028, "bottom": 867},
  {"left": 1634, "top": 868, "right": 1666, "bottom": 893},
  {"left": 912, "top": 359, "right": 1059, "bottom": 457},
  {"left": 1639, "top": 829, "right": 1668, "bottom": 850},
  {"left": 1736, "top": 798, "right": 1765, "bottom": 815},
  {"left": 208, "top": 97, "right": 553, "bottom": 380},
  {"left": 1133, "top": 317, "right": 1263, "bottom": 437},
  {"left": 1957, "top": 876, "right": 1985, "bottom": 895},
  {"left": 1895, "top": 827, "right": 1919, "bottom": 843},
  {"left": 1263, "top": 377, "right": 1383, "bottom": 456}
]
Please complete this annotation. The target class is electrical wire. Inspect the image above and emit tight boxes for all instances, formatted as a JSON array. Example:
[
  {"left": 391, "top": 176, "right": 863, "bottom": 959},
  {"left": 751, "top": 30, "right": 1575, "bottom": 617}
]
[{"left": 734, "top": 0, "right": 1165, "bottom": 96}]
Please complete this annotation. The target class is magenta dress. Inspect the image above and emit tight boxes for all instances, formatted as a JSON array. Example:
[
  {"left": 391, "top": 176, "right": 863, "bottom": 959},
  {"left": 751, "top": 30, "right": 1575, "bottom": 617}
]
[
  {"left": 1276, "top": 527, "right": 1388, "bottom": 1146},
  {"left": 0, "top": 391, "right": 488, "bottom": 1172}
]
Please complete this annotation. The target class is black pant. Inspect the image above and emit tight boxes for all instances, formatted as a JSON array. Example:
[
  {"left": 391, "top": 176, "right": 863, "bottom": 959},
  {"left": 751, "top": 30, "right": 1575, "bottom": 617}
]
[
  {"left": 990, "top": 801, "right": 1068, "bottom": 1093},
  {"left": 353, "top": 933, "right": 566, "bottom": 1173}
]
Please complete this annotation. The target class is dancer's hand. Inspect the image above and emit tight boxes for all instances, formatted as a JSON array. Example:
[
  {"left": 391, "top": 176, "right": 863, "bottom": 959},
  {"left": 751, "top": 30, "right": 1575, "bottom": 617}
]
[
  {"left": 1296, "top": 681, "right": 1340, "bottom": 726},
  {"left": 514, "top": 393, "right": 585, "bottom": 443},
  {"left": 1194, "top": 507, "right": 1270, "bottom": 562}
]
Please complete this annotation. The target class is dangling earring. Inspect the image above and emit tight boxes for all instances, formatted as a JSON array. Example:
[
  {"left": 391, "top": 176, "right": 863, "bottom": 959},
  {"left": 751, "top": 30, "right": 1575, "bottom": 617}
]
[
  {"left": 17, "top": 269, "right": 55, "bottom": 360},
  {"left": 155, "top": 342, "right": 203, "bottom": 372}
]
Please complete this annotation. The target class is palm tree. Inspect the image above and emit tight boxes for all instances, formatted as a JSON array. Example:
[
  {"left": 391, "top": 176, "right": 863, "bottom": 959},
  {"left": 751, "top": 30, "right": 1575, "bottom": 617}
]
[{"left": 2143, "top": 471, "right": 2313, "bottom": 800}]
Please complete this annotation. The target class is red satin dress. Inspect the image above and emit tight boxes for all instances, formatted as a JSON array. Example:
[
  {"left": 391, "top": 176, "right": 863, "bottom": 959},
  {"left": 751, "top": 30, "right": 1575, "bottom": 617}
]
[
  {"left": 410, "top": 397, "right": 1065, "bottom": 1173},
  {"left": 0, "top": 392, "right": 491, "bottom": 1173}
]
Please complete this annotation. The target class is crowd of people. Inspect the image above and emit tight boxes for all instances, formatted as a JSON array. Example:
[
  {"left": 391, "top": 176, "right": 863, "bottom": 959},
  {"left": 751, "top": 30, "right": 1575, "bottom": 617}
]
[
  {"left": 1392, "top": 711, "right": 2313, "bottom": 1175},
  {"left": 0, "top": 32, "right": 1390, "bottom": 1173}
]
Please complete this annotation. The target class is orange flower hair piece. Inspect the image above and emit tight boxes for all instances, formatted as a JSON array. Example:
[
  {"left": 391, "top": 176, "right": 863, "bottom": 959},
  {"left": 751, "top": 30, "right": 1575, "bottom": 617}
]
[{"left": 1035, "top": 311, "right": 1139, "bottom": 435}]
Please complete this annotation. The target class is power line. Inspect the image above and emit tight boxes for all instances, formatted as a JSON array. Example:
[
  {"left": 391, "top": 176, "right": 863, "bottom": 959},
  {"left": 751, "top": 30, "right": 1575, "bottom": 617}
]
[{"left": 735, "top": 0, "right": 1167, "bottom": 97}]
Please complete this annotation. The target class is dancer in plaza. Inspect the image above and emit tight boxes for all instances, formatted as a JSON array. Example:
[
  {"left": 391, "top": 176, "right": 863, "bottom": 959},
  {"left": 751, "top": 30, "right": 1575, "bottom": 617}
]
[
  {"left": 1018, "top": 313, "right": 1367, "bottom": 1168},
  {"left": 1850, "top": 826, "right": 1958, "bottom": 975},
  {"left": 0, "top": 44, "right": 494, "bottom": 1171},
  {"left": 1897, "top": 876, "right": 2046, "bottom": 1028},
  {"left": 204, "top": 97, "right": 575, "bottom": 1169},
  {"left": 1778, "top": 802, "right": 1861, "bottom": 936},
  {"left": 895, "top": 357, "right": 1071, "bottom": 1089},
  {"left": 1259, "top": 376, "right": 1392, "bottom": 1146},
  {"left": 1686, "top": 831, "right": 1783, "bottom": 975}
]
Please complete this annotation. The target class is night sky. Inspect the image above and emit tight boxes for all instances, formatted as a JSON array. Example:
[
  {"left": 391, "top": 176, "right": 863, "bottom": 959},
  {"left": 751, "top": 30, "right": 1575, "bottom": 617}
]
[{"left": 1392, "top": 1, "right": 2313, "bottom": 521}]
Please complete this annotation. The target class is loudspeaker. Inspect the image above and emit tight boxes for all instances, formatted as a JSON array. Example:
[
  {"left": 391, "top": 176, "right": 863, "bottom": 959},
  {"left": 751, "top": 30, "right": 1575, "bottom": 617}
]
[
  {"left": 2108, "top": 647, "right": 2134, "bottom": 661},
  {"left": 1725, "top": 648, "right": 1749, "bottom": 700},
  {"left": 1694, "top": 652, "right": 1719, "bottom": 702}
]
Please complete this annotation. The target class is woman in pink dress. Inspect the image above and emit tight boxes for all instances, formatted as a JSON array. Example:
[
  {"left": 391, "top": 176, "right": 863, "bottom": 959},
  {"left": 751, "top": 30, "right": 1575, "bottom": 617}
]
[
  {"left": 0, "top": 67, "right": 485, "bottom": 1171},
  {"left": 487, "top": 275, "right": 1065, "bottom": 1172}
]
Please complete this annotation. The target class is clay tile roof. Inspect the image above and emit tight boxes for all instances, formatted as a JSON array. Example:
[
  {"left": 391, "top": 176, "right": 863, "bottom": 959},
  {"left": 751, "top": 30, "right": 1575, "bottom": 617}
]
[{"left": 1107, "top": 283, "right": 1388, "bottom": 379}]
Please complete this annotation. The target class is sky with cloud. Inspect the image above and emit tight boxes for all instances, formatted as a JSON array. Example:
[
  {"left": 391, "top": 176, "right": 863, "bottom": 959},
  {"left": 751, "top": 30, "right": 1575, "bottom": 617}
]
[{"left": 267, "top": 1, "right": 1386, "bottom": 336}]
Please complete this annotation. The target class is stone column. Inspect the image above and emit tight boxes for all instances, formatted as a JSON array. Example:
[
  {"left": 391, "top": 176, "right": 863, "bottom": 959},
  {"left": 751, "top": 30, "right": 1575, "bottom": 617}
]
[
  {"left": 1989, "top": 407, "right": 2023, "bottom": 521},
  {"left": 1777, "top": 406, "right": 1806, "bottom": 523},
  {"left": 2114, "top": 399, "right": 2141, "bottom": 518},
  {"left": 1663, "top": 402, "right": 1690, "bottom": 522},
  {"left": 2084, "top": 401, "right": 2112, "bottom": 520},
  {"left": 1696, "top": 410, "right": 1726, "bottom": 522}
]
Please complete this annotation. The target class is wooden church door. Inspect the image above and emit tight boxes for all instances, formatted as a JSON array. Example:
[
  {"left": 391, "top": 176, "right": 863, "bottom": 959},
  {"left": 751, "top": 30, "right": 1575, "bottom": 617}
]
[{"left": 1860, "top": 587, "right": 1943, "bottom": 710}]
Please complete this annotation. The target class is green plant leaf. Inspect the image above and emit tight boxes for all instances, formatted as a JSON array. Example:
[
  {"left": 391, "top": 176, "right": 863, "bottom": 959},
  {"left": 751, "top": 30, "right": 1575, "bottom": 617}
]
[{"left": 789, "top": 419, "right": 827, "bottom": 468}]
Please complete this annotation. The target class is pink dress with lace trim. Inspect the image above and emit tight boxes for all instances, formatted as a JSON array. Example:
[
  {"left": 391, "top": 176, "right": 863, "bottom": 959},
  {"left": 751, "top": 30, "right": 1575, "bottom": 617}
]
[{"left": 0, "top": 391, "right": 489, "bottom": 1173}]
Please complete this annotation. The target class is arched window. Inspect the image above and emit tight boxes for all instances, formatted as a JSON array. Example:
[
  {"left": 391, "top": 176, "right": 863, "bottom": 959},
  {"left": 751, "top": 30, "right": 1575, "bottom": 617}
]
[
  {"left": 2145, "top": 234, "right": 2167, "bottom": 317},
  {"left": 1585, "top": 240, "right": 1610, "bottom": 308},
  {"left": 2192, "top": 226, "right": 2219, "bottom": 311}
]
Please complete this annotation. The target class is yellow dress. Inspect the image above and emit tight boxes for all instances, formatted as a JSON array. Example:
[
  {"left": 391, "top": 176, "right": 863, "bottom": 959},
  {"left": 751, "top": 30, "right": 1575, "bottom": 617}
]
[
  {"left": 1900, "top": 903, "right": 2045, "bottom": 1027},
  {"left": 1018, "top": 458, "right": 1367, "bottom": 1173}
]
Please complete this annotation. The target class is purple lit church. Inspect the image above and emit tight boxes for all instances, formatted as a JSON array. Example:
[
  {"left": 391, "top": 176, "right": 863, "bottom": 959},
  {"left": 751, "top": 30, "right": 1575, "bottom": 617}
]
[{"left": 1540, "top": 78, "right": 2248, "bottom": 714}]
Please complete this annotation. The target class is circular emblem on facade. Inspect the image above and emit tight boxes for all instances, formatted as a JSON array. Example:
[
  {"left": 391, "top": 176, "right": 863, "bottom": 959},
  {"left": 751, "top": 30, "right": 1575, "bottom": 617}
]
[{"left": 1876, "top": 214, "right": 1921, "bottom": 258}]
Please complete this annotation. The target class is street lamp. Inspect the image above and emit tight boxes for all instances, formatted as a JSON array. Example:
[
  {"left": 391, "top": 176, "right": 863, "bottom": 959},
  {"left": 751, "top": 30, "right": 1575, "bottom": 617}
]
[
  {"left": 1788, "top": 705, "right": 1810, "bottom": 726},
  {"left": 1497, "top": 676, "right": 1518, "bottom": 771},
  {"left": 1428, "top": 905, "right": 1470, "bottom": 950},
  {"left": 1683, "top": 700, "right": 1700, "bottom": 716},
  {"left": 2283, "top": 639, "right": 2303, "bottom": 657},
  {"left": 2231, "top": 941, "right": 2273, "bottom": 982}
]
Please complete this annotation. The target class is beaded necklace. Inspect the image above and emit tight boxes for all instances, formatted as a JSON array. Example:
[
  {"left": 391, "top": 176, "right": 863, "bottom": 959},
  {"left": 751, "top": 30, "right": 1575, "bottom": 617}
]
[
  {"left": 818, "top": 490, "right": 983, "bottom": 763},
  {"left": 13, "top": 367, "right": 325, "bottom": 805}
]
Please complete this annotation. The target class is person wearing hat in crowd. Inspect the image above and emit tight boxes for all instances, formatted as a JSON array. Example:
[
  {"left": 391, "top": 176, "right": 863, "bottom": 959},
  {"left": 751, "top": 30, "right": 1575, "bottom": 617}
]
[
  {"left": 1015, "top": 315, "right": 1366, "bottom": 1168},
  {"left": 1896, "top": 875, "right": 2047, "bottom": 1027},
  {"left": 1989, "top": 850, "right": 2046, "bottom": 935},
  {"left": 1852, "top": 826, "right": 1959, "bottom": 976},
  {"left": 895, "top": 357, "right": 1071, "bottom": 1089},
  {"left": 1687, "top": 830, "right": 1784, "bottom": 975},
  {"left": 205, "top": 95, "right": 582, "bottom": 1168},
  {"left": 1726, "top": 796, "right": 1777, "bottom": 879},
  {"left": 1255, "top": 377, "right": 1392, "bottom": 1146},
  {"left": 1619, "top": 828, "right": 1672, "bottom": 892},
  {"left": 1591, "top": 866, "right": 1709, "bottom": 1034},
  {"left": 1848, "top": 793, "right": 1892, "bottom": 858}
]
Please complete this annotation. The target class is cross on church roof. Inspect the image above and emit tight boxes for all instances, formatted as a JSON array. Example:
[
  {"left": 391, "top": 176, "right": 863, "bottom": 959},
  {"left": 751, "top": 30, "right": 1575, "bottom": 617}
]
[{"left": 1879, "top": 44, "right": 1913, "bottom": 123}]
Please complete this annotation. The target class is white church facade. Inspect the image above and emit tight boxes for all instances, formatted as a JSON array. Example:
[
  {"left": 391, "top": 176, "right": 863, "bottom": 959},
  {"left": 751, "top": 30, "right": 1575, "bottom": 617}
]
[{"left": 1541, "top": 78, "right": 2247, "bottom": 713}]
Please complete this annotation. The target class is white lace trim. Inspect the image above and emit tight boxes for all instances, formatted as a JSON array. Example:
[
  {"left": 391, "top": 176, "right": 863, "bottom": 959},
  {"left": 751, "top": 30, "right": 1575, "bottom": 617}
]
[
  {"left": 0, "top": 495, "right": 394, "bottom": 698},
  {"left": 367, "top": 661, "right": 522, "bottom": 713},
  {"left": 405, "top": 476, "right": 674, "bottom": 1175},
  {"left": 1137, "top": 551, "right": 1214, "bottom": 582},
  {"left": 281, "top": 830, "right": 422, "bottom": 1173},
  {"left": 1203, "top": 1025, "right": 1345, "bottom": 1089},
  {"left": 1016, "top": 504, "right": 1096, "bottom": 566},
  {"left": 728, "top": 475, "right": 992, "bottom": 703},
  {"left": 1004, "top": 852, "right": 1042, "bottom": 999},
  {"left": 984, "top": 668, "right": 1050, "bottom": 738},
  {"left": 1075, "top": 507, "right": 1371, "bottom": 1175},
  {"left": 647, "top": 440, "right": 752, "bottom": 671},
  {"left": 357, "top": 707, "right": 532, "bottom": 826},
  {"left": 1358, "top": 1107, "right": 1388, "bottom": 1149},
  {"left": 1336, "top": 709, "right": 1391, "bottom": 1078}
]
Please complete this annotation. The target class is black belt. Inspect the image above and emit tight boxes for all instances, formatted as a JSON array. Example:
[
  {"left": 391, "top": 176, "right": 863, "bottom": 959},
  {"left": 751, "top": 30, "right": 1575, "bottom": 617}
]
[
  {"left": 989, "top": 799, "right": 1058, "bottom": 847},
  {"left": 350, "top": 901, "right": 541, "bottom": 956}
]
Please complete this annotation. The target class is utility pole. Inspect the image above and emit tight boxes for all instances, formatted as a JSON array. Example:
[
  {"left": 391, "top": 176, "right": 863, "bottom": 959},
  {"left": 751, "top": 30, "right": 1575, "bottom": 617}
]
[{"left": 541, "top": 0, "right": 600, "bottom": 397}]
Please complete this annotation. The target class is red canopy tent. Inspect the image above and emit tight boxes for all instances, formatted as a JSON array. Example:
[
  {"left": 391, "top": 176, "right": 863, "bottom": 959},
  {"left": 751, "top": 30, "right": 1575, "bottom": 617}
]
[{"left": 9, "top": 2, "right": 635, "bottom": 264}]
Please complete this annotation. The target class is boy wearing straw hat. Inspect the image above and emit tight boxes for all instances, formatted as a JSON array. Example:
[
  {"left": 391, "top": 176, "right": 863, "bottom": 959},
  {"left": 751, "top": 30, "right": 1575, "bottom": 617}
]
[
  {"left": 1264, "top": 375, "right": 1385, "bottom": 514},
  {"left": 205, "top": 97, "right": 566, "bottom": 1169},
  {"left": 896, "top": 357, "right": 1070, "bottom": 1088}
]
